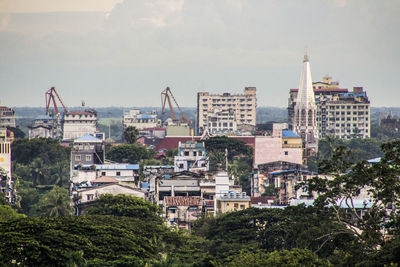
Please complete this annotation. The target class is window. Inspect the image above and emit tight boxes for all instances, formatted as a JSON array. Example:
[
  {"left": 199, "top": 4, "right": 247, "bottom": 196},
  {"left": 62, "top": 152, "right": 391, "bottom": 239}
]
[
  {"left": 116, "top": 172, "right": 121, "bottom": 176},
  {"left": 240, "top": 205, "right": 245, "bottom": 209},
  {"left": 193, "top": 152, "right": 197, "bottom": 156},
  {"left": 234, "top": 203, "right": 239, "bottom": 208},
  {"left": 87, "top": 194, "right": 94, "bottom": 201},
  {"left": 179, "top": 164, "right": 184, "bottom": 169},
  {"left": 284, "top": 140, "right": 288, "bottom": 144},
  {"left": 184, "top": 151, "right": 189, "bottom": 156},
  {"left": 75, "top": 155, "right": 81, "bottom": 161},
  {"left": 85, "top": 155, "right": 91, "bottom": 161},
  {"left": 101, "top": 171, "right": 106, "bottom": 176},
  {"left": 284, "top": 151, "right": 289, "bottom": 155}
]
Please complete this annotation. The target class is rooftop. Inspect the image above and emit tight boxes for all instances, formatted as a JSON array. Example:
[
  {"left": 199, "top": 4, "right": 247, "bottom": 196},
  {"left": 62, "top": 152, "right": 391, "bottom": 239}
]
[
  {"left": 282, "top": 130, "right": 300, "bottom": 138},
  {"left": 91, "top": 176, "right": 119, "bottom": 184},
  {"left": 96, "top": 164, "right": 140, "bottom": 170},
  {"left": 164, "top": 196, "right": 202, "bottom": 206},
  {"left": 74, "top": 134, "right": 102, "bottom": 142}
]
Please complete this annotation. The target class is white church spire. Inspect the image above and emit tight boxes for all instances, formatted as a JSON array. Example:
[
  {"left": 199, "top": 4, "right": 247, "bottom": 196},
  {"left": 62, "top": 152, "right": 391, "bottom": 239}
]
[{"left": 293, "top": 52, "right": 318, "bottom": 159}]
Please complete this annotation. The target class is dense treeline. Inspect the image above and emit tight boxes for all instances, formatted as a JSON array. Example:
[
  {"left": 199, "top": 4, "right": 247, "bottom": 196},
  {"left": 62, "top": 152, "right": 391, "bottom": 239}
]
[{"left": 11, "top": 138, "right": 71, "bottom": 216}]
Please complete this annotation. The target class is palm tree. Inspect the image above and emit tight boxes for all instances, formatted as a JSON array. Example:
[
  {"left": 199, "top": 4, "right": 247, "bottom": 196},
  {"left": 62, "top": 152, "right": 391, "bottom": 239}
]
[
  {"left": 123, "top": 126, "right": 139, "bottom": 144},
  {"left": 35, "top": 186, "right": 72, "bottom": 217}
]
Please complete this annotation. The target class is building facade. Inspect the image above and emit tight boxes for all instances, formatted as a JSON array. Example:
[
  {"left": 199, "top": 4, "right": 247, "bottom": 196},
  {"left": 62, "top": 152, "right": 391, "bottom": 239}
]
[
  {"left": 197, "top": 87, "right": 257, "bottom": 135},
  {"left": 289, "top": 75, "right": 371, "bottom": 139},
  {"left": 123, "top": 109, "right": 160, "bottom": 130},
  {"left": 174, "top": 141, "right": 209, "bottom": 173},
  {"left": 0, "top": 106, "right": 16, "bottom": 128},
  {"left": 63, "top": 110, "right": 98, "bottom": 141},
  {"left": 0, "top": 127, "right": 14, "bottom": 203},
  {"left": 28, "top": 115, "right": 61, "bottom": 139}
]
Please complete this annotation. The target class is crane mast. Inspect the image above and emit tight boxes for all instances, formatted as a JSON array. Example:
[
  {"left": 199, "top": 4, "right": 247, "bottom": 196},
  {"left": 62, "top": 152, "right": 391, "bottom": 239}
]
[{"left": 45, "top": 87, "right": 68, "bottom": 116}]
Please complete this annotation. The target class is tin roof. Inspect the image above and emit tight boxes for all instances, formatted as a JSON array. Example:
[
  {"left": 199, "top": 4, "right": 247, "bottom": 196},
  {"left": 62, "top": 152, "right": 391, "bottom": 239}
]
[
  {"left": 164, "top": 196, "right": 202, "bottom": 206},
  {"left": 96, "top": 164, "right": 140, "bottom": 170}
]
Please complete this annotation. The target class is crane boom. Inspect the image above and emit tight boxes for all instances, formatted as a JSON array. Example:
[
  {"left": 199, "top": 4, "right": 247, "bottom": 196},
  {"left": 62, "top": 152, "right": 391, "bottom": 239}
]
[
  {"left": 161, "top": 87, "right": 191, "bottom": 124},
  {"left": 45, "top": 87, "right": 68, "bottom": 116}
]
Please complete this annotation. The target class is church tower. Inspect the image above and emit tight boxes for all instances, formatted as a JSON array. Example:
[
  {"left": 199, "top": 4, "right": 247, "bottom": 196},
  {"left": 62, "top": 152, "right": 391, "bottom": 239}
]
[{"left": 293, "top": 52, "right": 318, "bottom": 158}]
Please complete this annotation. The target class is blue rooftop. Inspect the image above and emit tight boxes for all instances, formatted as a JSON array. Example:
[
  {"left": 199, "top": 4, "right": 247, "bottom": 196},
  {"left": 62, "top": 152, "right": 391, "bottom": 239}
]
[
  {"left": 75, "top": 134, "right": 101, "bottom": 142},
  {"left": 96, "top": 164, "right": 140, "bottom": 170},
  {"left": 137, "top": 114, "right": 155, "bottom": 119},
  {"left": 282, "top": 130, "right": 300, "bottom": 138},
  {"left": 368, "top": 157, "right": 381, "bottom": 164}
]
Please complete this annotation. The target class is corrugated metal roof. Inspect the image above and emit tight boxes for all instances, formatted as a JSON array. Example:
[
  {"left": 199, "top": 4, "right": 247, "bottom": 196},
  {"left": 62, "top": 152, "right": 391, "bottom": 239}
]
[
  {"left": 96, "top": 164, "right": 140, "bottom": 170},
  {"left": 75, "top": 134, "right": 101, "bottom": 142},
  {"left": 164, "top": 196, "right": 202, "bottom": 206},
  {"left": 282, "top": 130, "right": 300, "bottom": 138}
]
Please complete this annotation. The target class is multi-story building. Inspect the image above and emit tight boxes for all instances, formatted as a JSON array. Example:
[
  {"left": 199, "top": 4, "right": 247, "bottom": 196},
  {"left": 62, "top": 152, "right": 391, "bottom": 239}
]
[
  {"left": 288, "top": 75, "right": 371, "bottom": 139},
  {"left": 174, "top": 141, "right": 209, "bottom": 173},
  {"left": 0, "top": 106, "right": 16, "bottom": 128},
  {"left": 0, "top": 127, "right": 14, "bottom": 203},
  {"left": 206, "top": 108, "right": 237, "bottom": 134},
  {"left": 28, "top": 115, "right": 61, "bottom": 139},
  {"left": 163, "top": 196, "right": 203, "bottom": 230},
  {"left": 216, "top": 192, "right": 251, "bottom": 213},
  {"left": 63, "top": 109, "right": 98, "bottom": 141},
  {"left": 123, "top": 109, "right": 160, "bottom": 130},
  {"left": 197, "top": 87, "right": 257, "bottom": 135},
  {"left": 70, "top": 134, "right": 105, "bottom": 176}
]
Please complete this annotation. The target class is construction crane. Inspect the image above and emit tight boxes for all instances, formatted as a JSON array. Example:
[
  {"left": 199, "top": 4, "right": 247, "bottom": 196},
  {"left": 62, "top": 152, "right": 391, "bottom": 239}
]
[
  {"left": 45, "top": 87, "right": 68, "bottom": 116},
  {"left": 161, "top": 87, "right": 191, "bottom": 124}
]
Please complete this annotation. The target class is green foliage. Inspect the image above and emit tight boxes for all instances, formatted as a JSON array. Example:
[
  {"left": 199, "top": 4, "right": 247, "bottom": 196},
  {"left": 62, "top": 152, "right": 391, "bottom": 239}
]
[
  {"left": 123, "top": 126, "right": 139, "bottom": 144},
  {"left": 106, "top": 143, "right": 154, "bottom": 164},
  {"left": 11, "top": 138, "right": 71, "bottom": 215},
  {"left": 223, "top": 248, "right": 331, "bottom": 267},
  {"left": 87, "top": 194, "right": 162, "bottom": 223},
  {"left": 204, "top": 136, "right": 253, "bottom": 161},
  {"left": 0, "top": 205, "right": 26, "bottom": 221},
  {"left": 0, "top": 215, "right": 169, "bottom": 266},
  {"left": 34, "top": 186, "right": 72, "bottom": 217}
]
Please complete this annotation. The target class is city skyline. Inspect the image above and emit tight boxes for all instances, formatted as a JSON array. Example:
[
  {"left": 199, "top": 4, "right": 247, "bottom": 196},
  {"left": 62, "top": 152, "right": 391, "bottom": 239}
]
[{"left": 1, "top": 0, "right": 399, "bottom": 107}]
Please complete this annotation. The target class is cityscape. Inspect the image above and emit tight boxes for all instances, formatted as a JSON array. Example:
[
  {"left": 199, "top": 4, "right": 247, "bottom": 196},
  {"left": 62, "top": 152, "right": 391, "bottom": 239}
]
[{"left": 1, "top": 0, "right": 400, "bottom": 266}]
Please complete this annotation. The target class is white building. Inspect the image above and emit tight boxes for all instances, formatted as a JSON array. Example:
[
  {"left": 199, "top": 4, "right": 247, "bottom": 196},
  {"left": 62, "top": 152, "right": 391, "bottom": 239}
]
[
  {"left": 63, "top": 110, "right": 98, "bottom": 141},
  {"left": 0, "top": 106, "right": 16, "bottom": 128},
  {"left": 197, "top": 87, "right": 257, "bottom": 135},
  {"left": 206, "top": 108, "right": 237, "bottom": 134},
  {"left": 123, "top": 109, "right": 160, "bottom": 130},
  {"left": 293, "top": 53, "right": 318, "bottom": 156},
  {"left": 174, "top": 141, "right": 209, "bottom": 173},
  {"left": 28, "top": 115, "right": 61, "bottom": 139}
]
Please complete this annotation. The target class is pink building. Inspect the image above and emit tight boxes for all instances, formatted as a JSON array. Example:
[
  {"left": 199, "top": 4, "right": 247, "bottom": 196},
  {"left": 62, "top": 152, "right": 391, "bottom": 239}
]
[{"left": 254, "top": 130, "right": 302, "bottom": 166}]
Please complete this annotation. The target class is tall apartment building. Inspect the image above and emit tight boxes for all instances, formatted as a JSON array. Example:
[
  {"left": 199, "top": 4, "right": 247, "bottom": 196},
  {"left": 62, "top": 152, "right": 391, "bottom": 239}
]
[
  {"left": 62, "top": 109, "right": 98, "bottom": 141},
  {"left": 123, "top": 109, "right": 160, "bottom": 130},
  {"left": 197, "top": 87, "right": 256, "bottom": 135},
  {"left": 288, "top": 75, "right": 370, "bottom": 139},
  {"left": 0, "top": 106, "right": 16, "bottom": 128}
]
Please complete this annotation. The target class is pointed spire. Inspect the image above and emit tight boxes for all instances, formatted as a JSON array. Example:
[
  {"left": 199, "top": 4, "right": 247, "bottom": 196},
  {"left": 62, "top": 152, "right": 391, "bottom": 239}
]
[
  {"left": 303, "top": 51, "right": 309, "bottom": 62},
  {"left": 297, "top": 52, "right": 315, "bottom": 107}
]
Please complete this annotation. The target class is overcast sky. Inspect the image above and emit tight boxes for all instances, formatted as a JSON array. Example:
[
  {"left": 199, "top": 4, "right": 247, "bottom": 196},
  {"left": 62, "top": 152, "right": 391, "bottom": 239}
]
[{"left": 1, "top": 0, "right": 399, "bottom": 108}]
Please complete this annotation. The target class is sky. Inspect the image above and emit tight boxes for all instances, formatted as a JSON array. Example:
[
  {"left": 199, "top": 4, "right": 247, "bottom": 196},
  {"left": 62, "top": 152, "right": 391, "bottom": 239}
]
[{"left": 0, "top": 0, "right": 399, "bottom": 108}]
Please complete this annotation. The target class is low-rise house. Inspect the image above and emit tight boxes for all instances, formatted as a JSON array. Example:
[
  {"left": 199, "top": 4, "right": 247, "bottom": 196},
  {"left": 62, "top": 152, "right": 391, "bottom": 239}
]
[
  {"left": 73, "top": 183, "right": 146, "bottom": 215},
  {"left": 28, "top": 115, "right": 61, "bottom": 139},
  {"left": 216, "top": 192, "right": 250, "bottom": 213},
  {"left": 163, "top": 196, "right": 203, "bottom": 230},
  {"left": 174, "top": 141, "right": 209, "bottom": 173},
  {"left": 96, "top": 164, "right": 140, "bottom": 188}
]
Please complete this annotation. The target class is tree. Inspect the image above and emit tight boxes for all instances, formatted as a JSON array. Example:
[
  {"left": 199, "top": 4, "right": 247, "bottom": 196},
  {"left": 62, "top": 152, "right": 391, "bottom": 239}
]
[
  {"left": 123, "top": 126, "right": 139, "bottom": 144},
  {"left": 106, "top": 144, "right": 154, "bottom": 164},
  {"left": 302, "top": 141, "right": 400, "bottom": 258},
  {"left": 87, "top": 194, "right": 162, "bottom": 223},
  {"left": 204, "top": 136, "right": 253, "bottom": 161},
  {"left": 34, "top": 186, "right": 72, "bottom": 217},
  {"left": 0, "top": 205, "right": 26, "bottom": 221}
]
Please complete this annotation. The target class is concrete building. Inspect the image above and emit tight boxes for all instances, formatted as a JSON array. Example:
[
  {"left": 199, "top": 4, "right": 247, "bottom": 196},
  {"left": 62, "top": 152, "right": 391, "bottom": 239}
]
[
  {"left": 166, "top": 123, "right": 191, "bottom": 136},
  {"left": 174, "top": 141, "right": 209, "bottom": 173},
  {"left": 289, "top": 75, "right": 371, "bottom": 140},
  {"left": 0, "top": 127, "right": 14, "bottom": 203},
  {"left": 163, "top": 196, "right": 203, "bottom": 230},
  {"left": 28, "top": 115, "right": 61, "bottom": 139},
  {"left": 0, "top": 106, "right": 16, "bottom": 128},
  {"left": 73, "top": 183, "right": 145, "bottom": 215},
  {"left": 63, "top": 110, "right": 98, "bottom": 141},
  {"left": 381, "top": 114, "right": 400, "bottom": 132},
  {"left": 197, "top": 87, "right": 257, "bottom": 135},
  {"left": 216, "top": 191, "right": 250, "bottom": 213},
  {"left": 123, "top": 109, "right": 160, "bottom": 130},
  {"left": 71, "top": 134, "right": 105, "bottom": 175},
  {"left": 96, "top": 164, "right": 140, "bottom": 188},
  {"left": 206, "top": 108, "right": 237, "bottom": 134},
  {"left": 292, "top": 53, "right": 318, "bottom": 157},
  {"left": 254, "top": 130, "right": 303, "bottom": 167}
]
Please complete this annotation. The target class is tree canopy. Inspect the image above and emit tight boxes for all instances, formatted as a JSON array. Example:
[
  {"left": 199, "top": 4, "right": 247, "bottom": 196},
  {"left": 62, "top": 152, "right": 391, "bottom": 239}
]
[
  {"left": 123, "top": 126, "right": 139, "bottom": 144},
  {"left": 106, "top": 143, "right": 154, "bottom": 164}
]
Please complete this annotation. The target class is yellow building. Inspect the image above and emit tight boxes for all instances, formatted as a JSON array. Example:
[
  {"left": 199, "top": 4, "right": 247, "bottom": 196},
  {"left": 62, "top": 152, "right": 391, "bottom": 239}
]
[{"left": 216, "top": 192, "right": 250, "bottom": 213}]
